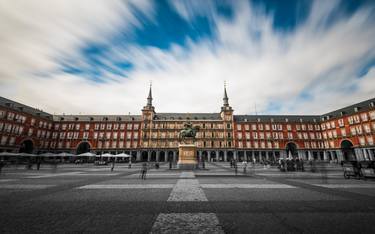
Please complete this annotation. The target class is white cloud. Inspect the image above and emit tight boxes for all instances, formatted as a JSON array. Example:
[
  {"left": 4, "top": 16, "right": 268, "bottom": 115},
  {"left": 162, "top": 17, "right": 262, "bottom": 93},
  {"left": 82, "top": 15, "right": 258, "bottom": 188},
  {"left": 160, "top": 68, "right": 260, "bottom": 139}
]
[{"left": 0, "top": 0, "right": 374, "bottom": 115}]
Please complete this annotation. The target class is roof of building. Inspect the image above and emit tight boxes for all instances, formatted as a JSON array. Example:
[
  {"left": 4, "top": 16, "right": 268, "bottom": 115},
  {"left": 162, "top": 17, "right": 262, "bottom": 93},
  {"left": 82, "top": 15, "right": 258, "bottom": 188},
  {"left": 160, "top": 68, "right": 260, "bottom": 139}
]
[
  {"left": 154, "top": 113, "right": 221, "bottom": 120},
  {"left": 0, "top": 96, "right": 53, "bottom": 119},
  {"left": 322, "top": 97, "right": 375, "bottom": 120},
  {"left": 234, "top": 115, "right": 320, "bottom": 123},
  {"left": 52, "top": 115, "right": 142, "bottom": 122}
]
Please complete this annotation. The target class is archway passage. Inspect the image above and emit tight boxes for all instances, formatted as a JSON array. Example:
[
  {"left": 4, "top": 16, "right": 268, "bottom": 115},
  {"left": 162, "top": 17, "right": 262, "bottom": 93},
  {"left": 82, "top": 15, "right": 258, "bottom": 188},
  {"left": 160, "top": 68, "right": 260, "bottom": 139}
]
[
  {"left": 286, "top": 142, "right": 298, "bottom": 158},
  {"left": 19, "top": 140, "right": 33, "bottom": 154},
  {"left": 210, "top": 151, "right": 216, "bottom": 162},
  {"left": 141, "top": 151, "right": 148, "bottom": 162},
  {"left": 341, "top": 140, "right": 355, "bottom": 161},
  {"left": 76, "top": 142, "right": 90, "bottom": 155},
  {"left": 160, "top": 151, "right": 166, "bottom": 162}
]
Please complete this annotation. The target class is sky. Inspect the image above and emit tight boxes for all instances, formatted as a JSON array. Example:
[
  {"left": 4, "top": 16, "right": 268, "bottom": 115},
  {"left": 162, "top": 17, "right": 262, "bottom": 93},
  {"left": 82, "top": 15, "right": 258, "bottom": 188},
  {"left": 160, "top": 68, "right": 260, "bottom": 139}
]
[{"left": 0, "top": 0, "right": 374, "bottom": 115}]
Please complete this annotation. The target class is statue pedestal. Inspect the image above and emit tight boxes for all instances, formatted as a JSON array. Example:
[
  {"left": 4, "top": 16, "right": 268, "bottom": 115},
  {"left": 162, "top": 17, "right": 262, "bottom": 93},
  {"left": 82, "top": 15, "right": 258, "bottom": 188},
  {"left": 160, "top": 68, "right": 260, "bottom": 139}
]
[{"left": 178, "top": 143, "right": 197, "bottom": 170}]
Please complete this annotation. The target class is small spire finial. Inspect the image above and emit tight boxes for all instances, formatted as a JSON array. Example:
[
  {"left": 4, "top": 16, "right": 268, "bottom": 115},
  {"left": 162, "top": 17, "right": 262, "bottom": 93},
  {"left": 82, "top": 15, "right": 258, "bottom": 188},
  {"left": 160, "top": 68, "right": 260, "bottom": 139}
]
[
  {"left": 223, "top": 81, "right": 229, "bottom": 107},
  {"left": 147, "top": 81, "right": 153, "bottom": 107}
]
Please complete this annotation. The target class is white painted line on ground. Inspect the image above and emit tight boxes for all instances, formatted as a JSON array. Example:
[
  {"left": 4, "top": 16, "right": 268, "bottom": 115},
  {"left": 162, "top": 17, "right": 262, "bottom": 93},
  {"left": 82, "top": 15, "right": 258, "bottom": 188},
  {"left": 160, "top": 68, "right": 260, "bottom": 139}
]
[
  {"left": 313, "top": 184, "right": 375, "bottom": 188},
  {"left": 0, "top": 179, "right": 17, "bottom": 183},
  {"left": 78, "top": 184, "right": 174, "bottom": 189},
  {"left": 26, "top": 172, "right": 81, "bottom": 178},
  {"left": 74, "top": 173, "right": 121, "bottom": 176},
  {"left": 150, "top": 213, "right": 224, "bottom": 234},
  {"left": 0, "top": 184, "right": 54, "bottom": 189},
  {"left": 256, "top": 173, "right": 342, "bottom": 177},
  {"left": 200, "top": 184, "right": 296, "bottom": 189},
  {"left": 126, "top": 173, "right": 181, "bottom": 178}
]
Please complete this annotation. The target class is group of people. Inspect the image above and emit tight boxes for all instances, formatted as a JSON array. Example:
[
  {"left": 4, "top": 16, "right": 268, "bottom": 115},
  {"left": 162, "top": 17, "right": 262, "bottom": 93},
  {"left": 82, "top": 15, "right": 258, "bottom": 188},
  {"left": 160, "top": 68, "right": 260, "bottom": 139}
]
[{"left": 278, "top": 158, "right": 305, "bottom": 172}]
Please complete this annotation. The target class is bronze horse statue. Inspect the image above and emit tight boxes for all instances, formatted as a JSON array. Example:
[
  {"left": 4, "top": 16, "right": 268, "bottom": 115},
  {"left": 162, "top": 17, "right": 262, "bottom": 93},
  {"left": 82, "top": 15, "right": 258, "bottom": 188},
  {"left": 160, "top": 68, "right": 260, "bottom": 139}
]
[{"left": 179, "top": 122, "right": 200, "bottom": 142}]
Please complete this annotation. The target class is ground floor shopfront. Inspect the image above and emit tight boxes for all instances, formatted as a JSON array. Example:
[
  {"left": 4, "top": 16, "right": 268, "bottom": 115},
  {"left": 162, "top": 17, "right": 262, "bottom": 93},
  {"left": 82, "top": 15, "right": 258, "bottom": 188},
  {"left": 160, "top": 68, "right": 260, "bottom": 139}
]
[{"left": 72, "top": 147, "right": 375, "bottom": 163}]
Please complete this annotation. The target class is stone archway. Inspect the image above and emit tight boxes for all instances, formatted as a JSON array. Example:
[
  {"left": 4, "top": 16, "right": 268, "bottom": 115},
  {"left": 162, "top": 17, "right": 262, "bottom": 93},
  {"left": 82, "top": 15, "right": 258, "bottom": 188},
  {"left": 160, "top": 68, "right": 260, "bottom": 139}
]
[
  {"left": 141, "top": 151, "right": 148, "bottom": 162},
  {"left": 219, "top": 151, "right": 224, "bottom": 161},
  {"left": 286, "top": 142, "right": 298, "bottom": 158},
  {"left": 76, "top": 141, "right": 90, "bottom": 155},
  {"left": 19, "top": 140, "right": 34, "bottom": 153},
  {"left": 159, "top": 151, "right": 166, "bottom": 162},
  {"left": 151, "top": 151, "right": 157, "bottom": 162},
  {"left": 202, "top": 151, "right": 208, "bottom": 161},
  {"left": 210, "top": 151, "right": 217, "bottom": 162},
  {"left": 341, "top": 140, "right": 355, "bottom": 161},
  {"left": 227, "top": 151, "right": 233, "bottom": 161}
]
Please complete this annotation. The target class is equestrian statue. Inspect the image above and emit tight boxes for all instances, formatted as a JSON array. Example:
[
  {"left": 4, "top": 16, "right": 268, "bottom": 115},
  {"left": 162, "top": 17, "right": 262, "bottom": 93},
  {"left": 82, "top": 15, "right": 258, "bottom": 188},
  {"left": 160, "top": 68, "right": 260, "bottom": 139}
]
[{"left": 179, "top": 122, "right": 200, "bottom": 143}]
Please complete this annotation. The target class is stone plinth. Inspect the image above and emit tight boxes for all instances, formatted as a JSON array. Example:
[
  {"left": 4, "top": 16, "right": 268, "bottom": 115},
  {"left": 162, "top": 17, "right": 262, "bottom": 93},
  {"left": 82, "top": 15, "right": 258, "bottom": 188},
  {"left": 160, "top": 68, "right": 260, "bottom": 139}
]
[{"left": 178, "top": 143, "right": 197, "bottom": 170}]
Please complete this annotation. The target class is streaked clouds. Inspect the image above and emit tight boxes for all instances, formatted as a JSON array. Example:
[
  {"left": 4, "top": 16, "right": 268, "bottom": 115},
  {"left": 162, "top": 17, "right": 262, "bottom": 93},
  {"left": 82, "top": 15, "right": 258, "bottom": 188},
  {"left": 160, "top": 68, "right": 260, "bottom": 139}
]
[{"left": 0, "top": 0, "right": 374, "bottom": 115}]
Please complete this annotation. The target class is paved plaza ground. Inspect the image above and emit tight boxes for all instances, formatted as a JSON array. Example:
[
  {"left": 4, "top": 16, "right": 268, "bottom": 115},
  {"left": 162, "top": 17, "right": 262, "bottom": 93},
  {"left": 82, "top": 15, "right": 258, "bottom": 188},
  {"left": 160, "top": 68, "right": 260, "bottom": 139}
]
[{"left": 1, "top": 162, "right": 375, "bottom": 233}]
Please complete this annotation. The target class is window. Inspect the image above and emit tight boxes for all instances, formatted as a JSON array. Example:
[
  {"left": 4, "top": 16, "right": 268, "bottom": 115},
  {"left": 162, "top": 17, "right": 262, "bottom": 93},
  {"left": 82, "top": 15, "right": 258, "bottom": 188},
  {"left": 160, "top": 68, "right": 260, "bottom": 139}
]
[
  {"left": 75, "top": 124, "right": 80, "bottom": 130},
  {"left": 258, "top": 124, "right": 263, "bottom": 130},
  {"left": 369, "top": 111, "right": 375, "bottom": 120},
  {"left": 107, "top": 124, "right": 112, "bottom": 130},
  {"left": 341, "top": 128, "right": 346, "bottom": 137},
  {"left": 364, "top": 124, "right": 371, "bottom": 133},
  {"left": 361, "top": 113, "right": 368, "bottom": 121},
  {"left": 113, "top": 124, "right": 119, "bottom": 130},
  {"left": 353, "top": 115, "right": 360, "bottom": 123},
  {"left": 83, "top": 132, "right": 89, "bottom": 139},
  {"left": 265, "top": 124, "right": 270, "bottom": 130},
  {"left": 287, "top": 124, "right": 291, "bottom": 131},
  {"left": 237, "top": 124, "right": 242, "bottom": 130},
  {"left": 338, "top": 119, "right": 344, "bottom": 127},
  {"left": 85, "top": 124, "right": 90, "bottom": 130},
  {"left": 252, "top": 124, "right": 257, "bottom": 130}
]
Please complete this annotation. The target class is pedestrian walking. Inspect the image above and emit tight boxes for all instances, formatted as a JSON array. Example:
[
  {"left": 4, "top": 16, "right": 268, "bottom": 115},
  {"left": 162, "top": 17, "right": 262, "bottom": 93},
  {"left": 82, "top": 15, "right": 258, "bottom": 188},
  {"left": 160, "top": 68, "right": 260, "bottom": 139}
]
[
  {"left": 0, "top": 160, "right": 5, "bottom": 174},
  {"left": 169, "top": 160, "right": 172, "bottom": 169},
  {"left": 128, "top": 159, "right": 132, "bottom": 169},
  {"left": 37, "top": 158, "right": 41, "bottom": 170},
  {"left": 242, "top": 160, "right": 247, "bottom": 174},
  {"left": 111, "top": 159, "right": 115, "bottom": 172},
  {"left": 140, "top": 162, "right": 148, "bottom": 180},
  {"left": 234, "top": 160, "right": 238, "bottom": 176}
]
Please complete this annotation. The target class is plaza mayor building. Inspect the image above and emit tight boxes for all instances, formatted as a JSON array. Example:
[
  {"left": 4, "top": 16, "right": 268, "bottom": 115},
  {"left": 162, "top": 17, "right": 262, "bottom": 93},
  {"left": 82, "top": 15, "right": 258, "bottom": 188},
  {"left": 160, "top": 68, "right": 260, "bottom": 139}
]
[{"left": 0, "top": 86, "right": 375, "bottom": 163}]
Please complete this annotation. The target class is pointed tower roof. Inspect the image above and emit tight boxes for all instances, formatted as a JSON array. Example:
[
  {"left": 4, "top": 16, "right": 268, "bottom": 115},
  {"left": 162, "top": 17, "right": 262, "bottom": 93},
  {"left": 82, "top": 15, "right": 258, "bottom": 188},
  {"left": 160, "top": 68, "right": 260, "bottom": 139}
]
[
  {"left": 147, "top": 83, "right": 153, "bottom": 107},
  {"left": 221, "top": 81, "right": 232, "bottom": 113},
  {"left": 223, "top": 83, "right": 229, "bottom": 107}
]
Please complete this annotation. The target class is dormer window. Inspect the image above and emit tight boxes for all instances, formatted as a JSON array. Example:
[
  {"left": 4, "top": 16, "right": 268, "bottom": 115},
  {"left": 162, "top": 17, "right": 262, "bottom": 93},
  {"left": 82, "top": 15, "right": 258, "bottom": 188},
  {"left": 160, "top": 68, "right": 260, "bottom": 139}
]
[
  {"left": 299, "top": 118, "right": 303, "bottom": 123},
  {"left": 257, "top": 118, "right": 260, "bottom": 122},
  {"left": 60, "top": 117, "right": 64, "bottom": 121},
  {"left": 340, "top": 111, "right": 345, "bottom": 116},
  {"left": 90, "top": 117, "right": 94, "bottom": 121},
  {"left": 270, "top": 118, "right": 274, "bottom": 122},
  {"left": 75, "top": 117, "right": 79, "bottom": 121},
  {"left": 370, "top": 102, "right": 375, "bottom": 108},
  {"left": 354, "top": 107, "right": 360, "bottom": 112},
  {"left": 285, "top": 118, "right": 288, "bottom": 122}
]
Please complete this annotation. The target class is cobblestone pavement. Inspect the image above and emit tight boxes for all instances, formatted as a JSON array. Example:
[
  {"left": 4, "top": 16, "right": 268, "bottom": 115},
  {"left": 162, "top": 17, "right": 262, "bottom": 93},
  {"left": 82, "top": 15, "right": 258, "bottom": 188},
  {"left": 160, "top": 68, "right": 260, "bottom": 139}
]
[{"left": 1, "top": 162, "right": 375, "bottom": 233}]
